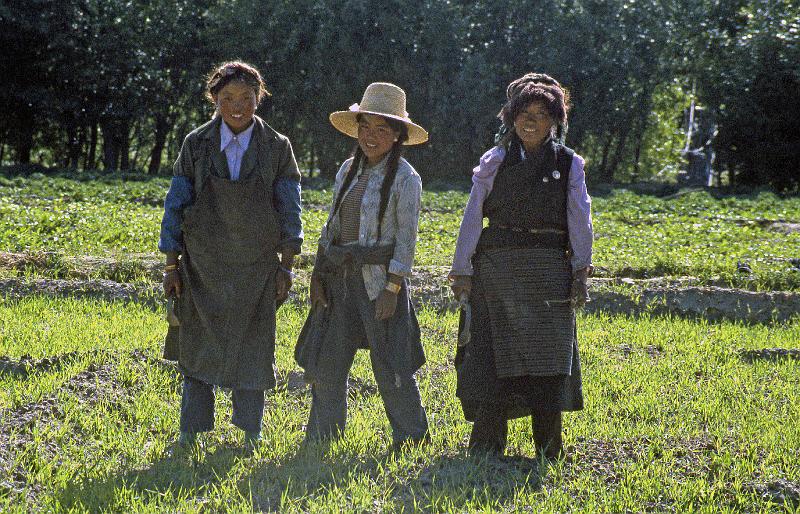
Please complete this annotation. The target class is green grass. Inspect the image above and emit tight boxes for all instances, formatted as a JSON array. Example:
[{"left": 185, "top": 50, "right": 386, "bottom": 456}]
[
  {"left": 0, "top": 296, "right": 798, "bottom": 512},
  {"left": 0, "top": 172, "right": 798, "bottom": 510},
  {"left": 2, "top": 174, "right": 800, "bottom": 289}
]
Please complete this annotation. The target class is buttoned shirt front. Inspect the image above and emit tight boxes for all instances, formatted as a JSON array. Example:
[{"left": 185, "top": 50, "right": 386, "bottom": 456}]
[
  {"left": 319, "top": 156, "right": 422, "bottom": 300},
  {"left": 220, "top": 120, "right": 255, "bottom": 181}
]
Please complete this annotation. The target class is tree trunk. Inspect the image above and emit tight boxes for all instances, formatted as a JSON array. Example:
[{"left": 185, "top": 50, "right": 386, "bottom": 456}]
[
  {"left": 101, "top": 120, "right": 119, "bottom": 171},
  {"left": 308, "top": 144, "right": 315, "bottom": 178},
  {"left": 598, "top": 133, "right": 614, "bottom": 183},
  {"left": 66, "top": 118, "right": 82, "bottom": 169},
  {"left": 86, "top": 122, "right": 98, "bottom": 170},
  {"left": 119, "top": 119, "right": 131, "bottom": 170},
  {"left": 632, "top": 112, "right": 649, "bottom": 180},
  {"left": 15, "top": 108, "right": 34, "bottom": 164},
  {"left": 607, "top": 122, "right": 632, "bottom": 181},
  {"left": 148, "top": 115, "right": 171, "bottom": 175}
]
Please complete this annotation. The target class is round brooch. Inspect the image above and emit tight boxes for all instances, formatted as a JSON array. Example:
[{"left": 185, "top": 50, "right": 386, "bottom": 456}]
[{"left": 552, "top": 170, "right": 561, "bottom": 180}]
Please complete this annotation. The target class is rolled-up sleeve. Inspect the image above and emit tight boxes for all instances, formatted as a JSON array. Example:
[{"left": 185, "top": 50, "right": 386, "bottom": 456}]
[
  {"left": 388, "top": 172, "right": 422, "bottom": 277},
  {"left": 566, "top": 154, "right": 593, "bottom": 271},
  {"left": 273, "top": 177, "right": 303, "bottom": 254},
  {"left": 158, "top": 136, "right": 195, "bottom": 253},
  {"left": 158, "top": 176, "right": 194, "bottom": 253},
  {"left": 271, "top": 138, "right": 303, "bottom": 254}
]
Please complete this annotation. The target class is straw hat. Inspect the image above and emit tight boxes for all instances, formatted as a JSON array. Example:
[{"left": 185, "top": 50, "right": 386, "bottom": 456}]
[{"left": 329, "top": 82, "right": 428, "bottom": 145}]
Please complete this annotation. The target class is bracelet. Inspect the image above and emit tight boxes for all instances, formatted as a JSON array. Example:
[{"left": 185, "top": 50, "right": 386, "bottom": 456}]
[
  {"left": 164, "top": 264, "right": 179, "bottom": 272},
  {"left": 278, "top": 265, "right": 296, "bottom": 278},
  {"left": 384, "top": 282, "right": 401, "bottom": 294}
]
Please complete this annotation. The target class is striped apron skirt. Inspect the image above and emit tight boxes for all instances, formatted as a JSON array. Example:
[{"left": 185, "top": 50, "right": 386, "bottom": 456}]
[{"left": 456, "top": 247, "right": 583, "bottom": 420}]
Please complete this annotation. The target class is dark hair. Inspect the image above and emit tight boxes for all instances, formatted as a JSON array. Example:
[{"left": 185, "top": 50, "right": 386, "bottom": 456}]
[
  {"left": 328, "top": 114, "right": 409, "bottom": 240},
  {"left": 205, "top": 61, "right": 270, "bottom": 104},
  {"left": 498, "top": 73, "right": 570, "bottom": 142}
]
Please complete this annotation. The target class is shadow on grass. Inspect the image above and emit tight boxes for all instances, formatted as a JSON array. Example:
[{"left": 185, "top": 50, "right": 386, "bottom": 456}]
[
  {"left": 53, "top": 439, "right": 545, "bottom": 511},
  {"left": 241, "top": 443, "right": 544, "bottom": 511},
  {"left": 54, "top": 441, "right": 247, "bottom": 510}
]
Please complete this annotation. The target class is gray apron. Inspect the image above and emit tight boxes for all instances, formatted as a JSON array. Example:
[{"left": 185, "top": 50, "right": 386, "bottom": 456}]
[
  {"left": 177, "top": 173, "right": 279, "bottom": 390},
  {"left": 295, "top": 244, "right": 425, "bottom": 386},
  {"left": 477, "top": 247, "right": 574, "bottom": 378}
]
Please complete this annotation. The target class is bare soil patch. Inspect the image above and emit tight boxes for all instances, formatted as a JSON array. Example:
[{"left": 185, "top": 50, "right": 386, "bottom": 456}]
[
  {"left": 769, "top": 222, "right": 800, "bottom": 235},
  {"left": 2, "top": 265, "right": 800, "bottom": 325},
  {"left": 738, "top": 348, "right": 800, "bottom": 363},
  {"left": 0, "top": 352, "right": 79, "bottom": 378},
  {"left": 747, "top": 478, "right": 800, "bottom": 508},
  {"left": 0, "top": 351, "right": 172, "bottom": 503}
]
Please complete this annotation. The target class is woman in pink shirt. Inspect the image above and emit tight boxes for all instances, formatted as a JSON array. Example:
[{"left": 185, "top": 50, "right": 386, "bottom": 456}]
[{"left": 449, "top": 73, "right": 593, "bottom": 459}]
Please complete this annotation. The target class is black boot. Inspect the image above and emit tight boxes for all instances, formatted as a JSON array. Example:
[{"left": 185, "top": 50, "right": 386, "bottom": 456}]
[
  {"left": 532, "top": 410, "right": 563, "bottom": 460},
  {"left": 469, "top": 403, "right": 508, "bottom": 456}
]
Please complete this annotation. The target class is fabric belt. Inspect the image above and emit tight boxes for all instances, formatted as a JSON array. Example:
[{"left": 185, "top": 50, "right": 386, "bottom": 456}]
[
  {"left": 323, "top": 244, "right": 395, "bottom": 268},
  {"left": 492, "top": 224, "right": 566, "bottom": 235}
]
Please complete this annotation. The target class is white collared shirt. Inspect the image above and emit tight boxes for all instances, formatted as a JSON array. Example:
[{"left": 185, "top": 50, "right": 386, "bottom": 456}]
[{"left": 220, "top": 120, "right": 255, "bottom": 180}]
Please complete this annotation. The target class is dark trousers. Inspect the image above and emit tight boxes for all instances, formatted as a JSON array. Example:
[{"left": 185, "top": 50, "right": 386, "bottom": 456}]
[
  {"left": 469, "top": 402, "right": 563, "bottom": 458},
  {"left": 305, "top": 268, "right": 429, "bottom": 445},
  {"left": 180, "top": 375, "right": 265, "bottom": 434}
]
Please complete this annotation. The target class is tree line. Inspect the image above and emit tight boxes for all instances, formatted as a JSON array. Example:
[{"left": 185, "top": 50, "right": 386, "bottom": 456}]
[{"left": 2, "top": 0, "right": 798, "bottom": 189}]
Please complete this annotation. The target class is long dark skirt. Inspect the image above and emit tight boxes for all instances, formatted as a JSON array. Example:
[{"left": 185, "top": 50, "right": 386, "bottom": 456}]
[{"left": 455, "top": 251, "right": 584, "bottom": 421}]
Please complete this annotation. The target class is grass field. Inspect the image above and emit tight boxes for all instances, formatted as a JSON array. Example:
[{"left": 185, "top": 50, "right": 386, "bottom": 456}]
[
  {"left": 0, "top": 170, "right": 799, "bottom": 512},
  {"left": 1, "top": 298, "right": 798, "bottom": 512},
  {"left": 2, "top": 172, "right": 800, "bottom": 289}
]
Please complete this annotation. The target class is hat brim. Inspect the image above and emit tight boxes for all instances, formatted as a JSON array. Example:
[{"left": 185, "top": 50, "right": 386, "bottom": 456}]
[{"left": 329, "top": 110, "right": 429, "bottom": 145}]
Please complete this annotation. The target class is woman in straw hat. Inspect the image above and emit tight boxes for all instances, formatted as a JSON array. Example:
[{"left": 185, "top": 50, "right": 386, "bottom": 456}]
[
  {"left": 295, "top": 82, "right": 429, "bottom": 447},
  {"left": 449, "top": 73, "right": 593, "bottom": 459}
]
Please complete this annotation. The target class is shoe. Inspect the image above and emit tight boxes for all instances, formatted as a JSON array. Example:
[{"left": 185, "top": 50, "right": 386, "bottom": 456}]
[
  {"left": 392, "top": 434, "right": 431, "bottom": 453},
  {"left": 244, "top": 431, "right": 261, "bottom": 454},
  {"left": 178, "top": 431, "right": 197, "bottom": 446}
]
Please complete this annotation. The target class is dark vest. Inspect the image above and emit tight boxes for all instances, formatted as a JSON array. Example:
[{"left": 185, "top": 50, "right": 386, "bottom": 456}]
[{"left": 478, "top": 140, "right": 575, "bottom": 250}]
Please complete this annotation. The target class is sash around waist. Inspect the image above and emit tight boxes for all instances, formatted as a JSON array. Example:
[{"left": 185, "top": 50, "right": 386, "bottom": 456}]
[
  {"left": 477, "top": 225, "right": 569, "bottom": 251},
  {"left": 322, "top": 243, "right": 395, "bottom": 270}
]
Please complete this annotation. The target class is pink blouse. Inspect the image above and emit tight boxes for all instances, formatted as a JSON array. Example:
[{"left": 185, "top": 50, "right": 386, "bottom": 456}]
[{"left": 450, "top": 146, "right": 593, "bottom": 276}]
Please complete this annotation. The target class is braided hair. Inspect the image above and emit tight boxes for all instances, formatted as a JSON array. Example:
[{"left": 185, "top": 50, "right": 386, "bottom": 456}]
[
  {"left": 495, "top": 73, "right": 571, "bottom": 145},
  {"left": 327, "top": 114, "right": 409, "bottom": 241}
]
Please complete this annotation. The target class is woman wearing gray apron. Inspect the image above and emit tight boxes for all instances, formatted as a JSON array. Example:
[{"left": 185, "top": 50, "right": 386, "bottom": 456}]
[
  {"left": 159, "top": 61, "right": 303, "bottom": 450},
  {"left": 449, "top": 73, "right": 593, "bottom": 459},
  {"left": 295, "top": 83, "right": 429, "bottom": 448}
]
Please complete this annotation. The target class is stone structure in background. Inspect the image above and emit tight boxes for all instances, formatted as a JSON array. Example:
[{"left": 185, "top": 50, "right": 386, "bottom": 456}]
[{"left": 678, "top": 105, "right": 718, "bottom": 187}]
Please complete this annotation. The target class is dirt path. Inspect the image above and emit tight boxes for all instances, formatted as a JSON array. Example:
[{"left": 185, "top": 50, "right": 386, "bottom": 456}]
[{"left": 2, "top": 269, "right": 800, "bottom": 324}]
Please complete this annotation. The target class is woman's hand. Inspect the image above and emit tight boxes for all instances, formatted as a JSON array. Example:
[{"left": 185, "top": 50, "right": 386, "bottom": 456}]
[
  {"left": 375, "top": 289, "right": 399, "bottom": 320},
  {"left": 309, "top": 274, "right": 328, "bottom": 309},
  {"left": 276, "top": 268, "right": 293, "bottom": 302},
  {"left": 570, "top": 267, "right": 591, "bottom": 308},
  {"left": 449, "top": 274, "right": 472, "bottom": 301},
  {"left": 163, "top": 270, "right": 182, "bottom": 298}
]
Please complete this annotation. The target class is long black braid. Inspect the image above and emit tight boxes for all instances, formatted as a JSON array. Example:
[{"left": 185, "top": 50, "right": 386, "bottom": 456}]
[{"left": 327, "top": 115, "right": 408, "bottom": 241}]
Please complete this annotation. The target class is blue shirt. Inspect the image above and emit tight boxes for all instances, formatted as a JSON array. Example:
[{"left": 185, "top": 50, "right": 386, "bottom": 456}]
[{"left": 158, "top": 121, "right": 303, "bottom": 254}]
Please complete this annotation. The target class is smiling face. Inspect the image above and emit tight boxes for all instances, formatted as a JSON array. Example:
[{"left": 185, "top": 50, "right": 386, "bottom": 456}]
[
  {"left": 214, "top": 81, "right": 257, "bottom": 134},
  {"left": 357, "top": 114, "right": 401, "bottom": 165},
  {"left": 513, "top": 101, "right": 555, "bottom": 152}
]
